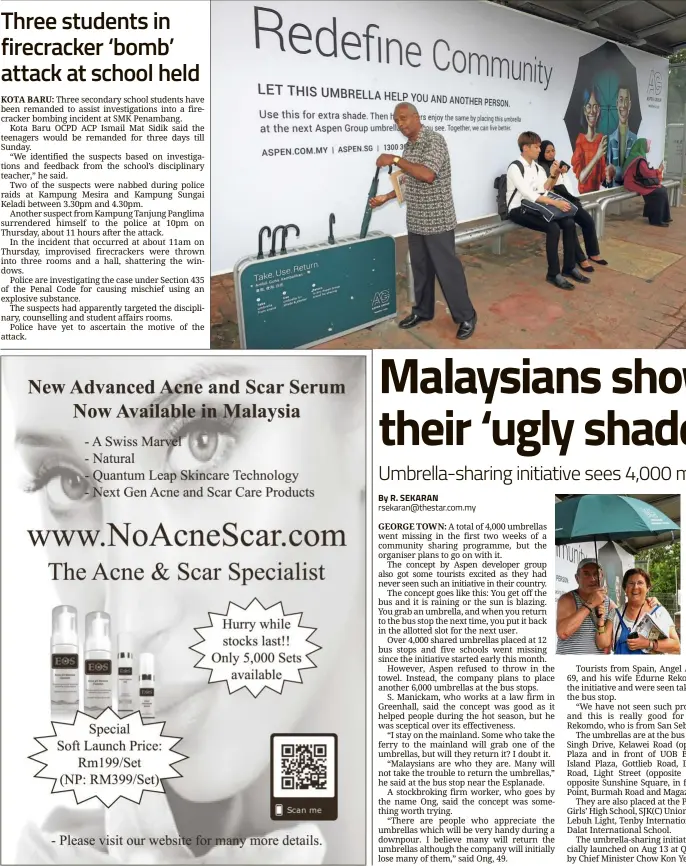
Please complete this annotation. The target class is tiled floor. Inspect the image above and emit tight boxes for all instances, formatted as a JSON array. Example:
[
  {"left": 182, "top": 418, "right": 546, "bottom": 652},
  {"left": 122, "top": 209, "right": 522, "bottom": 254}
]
[{"left": 211, "top": 196, "right": 686, "bottom": 350}]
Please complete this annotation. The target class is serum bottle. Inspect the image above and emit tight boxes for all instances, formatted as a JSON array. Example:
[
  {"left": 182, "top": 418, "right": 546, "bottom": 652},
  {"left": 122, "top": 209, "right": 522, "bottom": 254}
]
[
  {"left": 51, "top": 605, "right": 79, "bottom": 720},
  {"left": 84, "top": 612, "right": 112, "bottom": 717},
  {"left": 139, "top": 653, "right": 155, "bottom": 722},
  {"left": 117, "top": 633, "right": 135, "bottom": 716}
]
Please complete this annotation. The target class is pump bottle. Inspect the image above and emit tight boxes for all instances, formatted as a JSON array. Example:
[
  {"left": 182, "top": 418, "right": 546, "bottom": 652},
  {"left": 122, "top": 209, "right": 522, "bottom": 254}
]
[
  {"left": 84, "top": 612, "right": 112, "bottom": 717},
  {"left": 139, "top": 653, "right": 155, "bottom": 722},
  {"left": 51, "top": 605, "right": 79, "bottom": 720},
  {"left": 117, "top": 632, "right": 135, "bottom": 716}
]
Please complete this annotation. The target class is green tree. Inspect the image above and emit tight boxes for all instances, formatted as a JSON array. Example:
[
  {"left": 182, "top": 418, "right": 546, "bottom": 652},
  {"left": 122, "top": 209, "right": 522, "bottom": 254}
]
[{"left": 635, "top": 541, "right": 680, "bottom": 597}]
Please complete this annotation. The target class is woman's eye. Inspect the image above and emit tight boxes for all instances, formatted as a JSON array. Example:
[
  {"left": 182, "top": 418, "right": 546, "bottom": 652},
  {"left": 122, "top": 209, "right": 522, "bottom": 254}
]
[
  {"left": 35, "top": 468, "right": 91, "bottom": 511},
  {"left": 188, "top": 429, "right": 218, "bottom": 463},
  {"left": 168, "top": 421, "right": 237, "bottom": 473}
]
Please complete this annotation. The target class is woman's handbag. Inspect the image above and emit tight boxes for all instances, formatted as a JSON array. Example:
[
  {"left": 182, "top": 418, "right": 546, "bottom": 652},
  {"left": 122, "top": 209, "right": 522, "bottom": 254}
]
[
  {"left": 634, "top": 158, "right": 661, "bottom": 188},
  {"left": 520, "top": 191, "right": 578, "bottom": 223}
]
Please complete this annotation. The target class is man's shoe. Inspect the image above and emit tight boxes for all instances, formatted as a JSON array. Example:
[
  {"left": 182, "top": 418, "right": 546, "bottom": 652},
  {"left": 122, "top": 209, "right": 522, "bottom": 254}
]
[
  {"left": 398, "top": 313, "right": 426, "bottom": 329},
  {"left": 562, "top": 267, "right": 591, "bottom": 284},
  {"left": 456, "top": 314, "right": 477, "bottom": 341},
  {"left": 546, "top": 274, "right": 575, "bottom": 290}
]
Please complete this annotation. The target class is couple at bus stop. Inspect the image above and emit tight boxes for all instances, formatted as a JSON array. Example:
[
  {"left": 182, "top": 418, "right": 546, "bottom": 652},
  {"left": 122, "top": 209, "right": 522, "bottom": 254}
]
[
  {"left": 556, "top": 559, "right": 680, "bottom": 655},
  {"left": 369, "top": 103, "right": 670, "bottom": 340}
]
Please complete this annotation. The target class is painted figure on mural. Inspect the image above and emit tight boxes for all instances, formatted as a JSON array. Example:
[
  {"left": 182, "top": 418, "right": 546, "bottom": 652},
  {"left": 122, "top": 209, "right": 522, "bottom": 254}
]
[
  {"left": 571, "top": 86, "right": 609, "bottom": 194},
  {"left": 607, "top": 84, "right": 638, "bottom": 186}
]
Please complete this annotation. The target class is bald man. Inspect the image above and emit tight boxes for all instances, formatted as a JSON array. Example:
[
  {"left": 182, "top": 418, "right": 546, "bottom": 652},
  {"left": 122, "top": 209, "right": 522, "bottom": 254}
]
[{"left": 370, "top": 102, "right": 477, "bottom": 341}]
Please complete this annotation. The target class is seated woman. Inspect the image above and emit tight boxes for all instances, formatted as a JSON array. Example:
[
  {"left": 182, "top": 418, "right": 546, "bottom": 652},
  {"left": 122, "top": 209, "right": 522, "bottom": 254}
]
[
  {"left": 621, "top": 138, "right": 672, "bottom": 227},
  {"left": 538, "top": 140, "right": 608, "bottom": 273},
  {"left": 613, "top": 568, "right": 680, "bottom": 655}
]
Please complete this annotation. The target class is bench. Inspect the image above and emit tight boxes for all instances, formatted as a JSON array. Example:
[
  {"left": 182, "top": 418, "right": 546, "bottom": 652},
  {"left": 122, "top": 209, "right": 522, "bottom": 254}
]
[
  {"left": 405, "top": 179, "right": 682, "bottom": 298},
  {"left": 595, "top": 178, "right": 681, "bottom": 237}
]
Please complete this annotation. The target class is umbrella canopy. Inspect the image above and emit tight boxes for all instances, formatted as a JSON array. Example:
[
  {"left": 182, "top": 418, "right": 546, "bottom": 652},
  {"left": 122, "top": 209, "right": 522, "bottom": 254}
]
[
  {"left": 563, "top": 41, "right": 641, "bottom": 153},
  {"left": 555, "top": 494, "right": 679, "bottom": 545},
  {"left": 360, "top": 167, "right": 381, "bottom": 239}
]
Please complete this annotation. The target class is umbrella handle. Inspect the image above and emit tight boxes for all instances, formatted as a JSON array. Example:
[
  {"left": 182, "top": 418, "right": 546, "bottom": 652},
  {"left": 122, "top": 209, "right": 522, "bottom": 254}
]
[
  {"left": 282, "top": 223, "right": 300, "bottom": 255},
  {"left": 328, "top": 213, "right": 336, "bottom": 245},
  {"left": 257, "top": 225, "right": 271, "bottom": 260},
  {"left": 269, "top": 225, "right": 285, "bottom": 258}
]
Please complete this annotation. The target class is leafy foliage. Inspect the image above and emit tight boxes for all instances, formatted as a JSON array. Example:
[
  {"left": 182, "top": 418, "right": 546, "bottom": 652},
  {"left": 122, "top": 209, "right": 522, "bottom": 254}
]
[{"left": 635, "top": 542, "right": 680, "bottom": 598}]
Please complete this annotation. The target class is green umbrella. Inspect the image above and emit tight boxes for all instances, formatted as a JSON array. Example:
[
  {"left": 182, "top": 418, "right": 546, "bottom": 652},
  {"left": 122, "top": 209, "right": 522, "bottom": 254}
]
[
  {"left": 555, "top": 495, "right": 679, "bottom": 545},
  {"left": 556, "top": 494, "right": 679, "bottom": 599},
  {"left": 360, "top": 166, "right": 392, "bottom": 239}
]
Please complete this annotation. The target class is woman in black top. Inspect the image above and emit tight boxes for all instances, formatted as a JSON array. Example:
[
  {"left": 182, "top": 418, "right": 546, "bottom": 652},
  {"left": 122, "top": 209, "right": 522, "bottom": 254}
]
[{"left": 539, "top": 140, "right": 608, "bottom": 272}]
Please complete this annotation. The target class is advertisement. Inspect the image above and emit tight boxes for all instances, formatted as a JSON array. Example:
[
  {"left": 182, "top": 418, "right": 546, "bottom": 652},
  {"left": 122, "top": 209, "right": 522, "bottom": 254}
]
[
  {"left": 1, "top": 353, "right": 366, "bottom": 864},
  {"left": 211, "top": 0, "right": 668, "bottom": 274}
]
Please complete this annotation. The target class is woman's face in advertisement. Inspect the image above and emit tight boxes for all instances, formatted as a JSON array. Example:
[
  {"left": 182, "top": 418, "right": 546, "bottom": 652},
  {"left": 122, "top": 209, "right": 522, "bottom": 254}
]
[
  {"left": 584, "top": 93, "right": 600, "bottom": 128},
  {"left": 6, "top": 355, "right": 365, "bottom": 802}
]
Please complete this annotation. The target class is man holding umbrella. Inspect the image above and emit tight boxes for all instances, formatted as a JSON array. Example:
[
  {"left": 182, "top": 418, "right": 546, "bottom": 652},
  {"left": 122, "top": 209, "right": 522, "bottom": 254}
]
[
  {"left": 369, "top": 102, "right": 477, "bottom": 341},
  {"left": 556, "top": 559, "right": 617, "bottom": 654}
]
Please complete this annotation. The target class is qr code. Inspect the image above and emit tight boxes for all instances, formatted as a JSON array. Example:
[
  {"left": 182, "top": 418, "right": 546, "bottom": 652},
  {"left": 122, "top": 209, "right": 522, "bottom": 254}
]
[
  {"left": 280, "top": 743, "right": 328, "bottom": 790},
  {"left": 271, "top": 734, "right": 336, "bottom": 798}
]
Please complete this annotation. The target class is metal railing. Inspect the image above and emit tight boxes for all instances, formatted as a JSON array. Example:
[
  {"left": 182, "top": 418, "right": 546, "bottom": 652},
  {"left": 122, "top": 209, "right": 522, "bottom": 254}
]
[{"left": 595, "top": 179, "right": 681, "bottom": 237}]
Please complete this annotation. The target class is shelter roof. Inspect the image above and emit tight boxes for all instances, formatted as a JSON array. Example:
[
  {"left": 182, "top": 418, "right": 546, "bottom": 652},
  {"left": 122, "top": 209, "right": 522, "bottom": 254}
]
[{"left": 489, "top": 0, "right": 686, "bottom": 57}]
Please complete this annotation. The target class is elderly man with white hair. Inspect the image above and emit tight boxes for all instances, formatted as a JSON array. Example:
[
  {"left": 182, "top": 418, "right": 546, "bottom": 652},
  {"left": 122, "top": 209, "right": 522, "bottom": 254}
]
[{"left": 369, "top": 102, "right": 477, "bottom": 341}]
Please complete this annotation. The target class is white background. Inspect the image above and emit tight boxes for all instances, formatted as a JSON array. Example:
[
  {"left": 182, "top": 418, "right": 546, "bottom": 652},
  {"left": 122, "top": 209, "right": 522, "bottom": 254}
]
[{"left": 212, "top": 0, "right": 668, "bottom": 274}]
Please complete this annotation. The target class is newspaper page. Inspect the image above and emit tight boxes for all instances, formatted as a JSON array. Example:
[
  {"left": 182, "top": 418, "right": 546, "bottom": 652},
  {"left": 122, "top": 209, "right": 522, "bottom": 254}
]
[{"left": 1, "top": 0, "right": 685, "bottom": 865}]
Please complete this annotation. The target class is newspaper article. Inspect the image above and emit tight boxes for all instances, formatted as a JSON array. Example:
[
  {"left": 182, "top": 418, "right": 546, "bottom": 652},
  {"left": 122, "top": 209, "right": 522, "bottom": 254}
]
[
  {"left": 1, "top": 0, "right": 685, "bottom": 865},
  {"left": 1, "top": 2, "right": 209, "bottom": 348},
  {"left": 374, "top": 350, "right": 684, "bottom": 866}
]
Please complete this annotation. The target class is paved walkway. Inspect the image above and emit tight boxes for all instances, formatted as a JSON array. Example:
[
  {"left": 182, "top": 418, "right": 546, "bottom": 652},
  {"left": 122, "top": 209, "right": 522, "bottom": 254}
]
[{"left": 211, "top": 195, "right": 686, "bottom": 350}]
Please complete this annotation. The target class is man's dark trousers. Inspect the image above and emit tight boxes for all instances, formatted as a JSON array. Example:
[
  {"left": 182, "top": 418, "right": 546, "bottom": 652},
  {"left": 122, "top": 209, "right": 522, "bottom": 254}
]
[
  {"left": 507, "top": 208, "right": 577, "bottom": 278},
  {"left": 408, "top": 230, "right": 475, "bottom": 323}
]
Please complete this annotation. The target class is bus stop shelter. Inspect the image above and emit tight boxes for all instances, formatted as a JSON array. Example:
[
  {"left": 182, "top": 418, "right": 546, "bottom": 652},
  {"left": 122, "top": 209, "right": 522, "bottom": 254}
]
[
  {"left": 489, "top": 0, "right": 686, "bottom": 58},
  {"left": 210, "top": 0, "right": 686, "bottom": 350}
]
